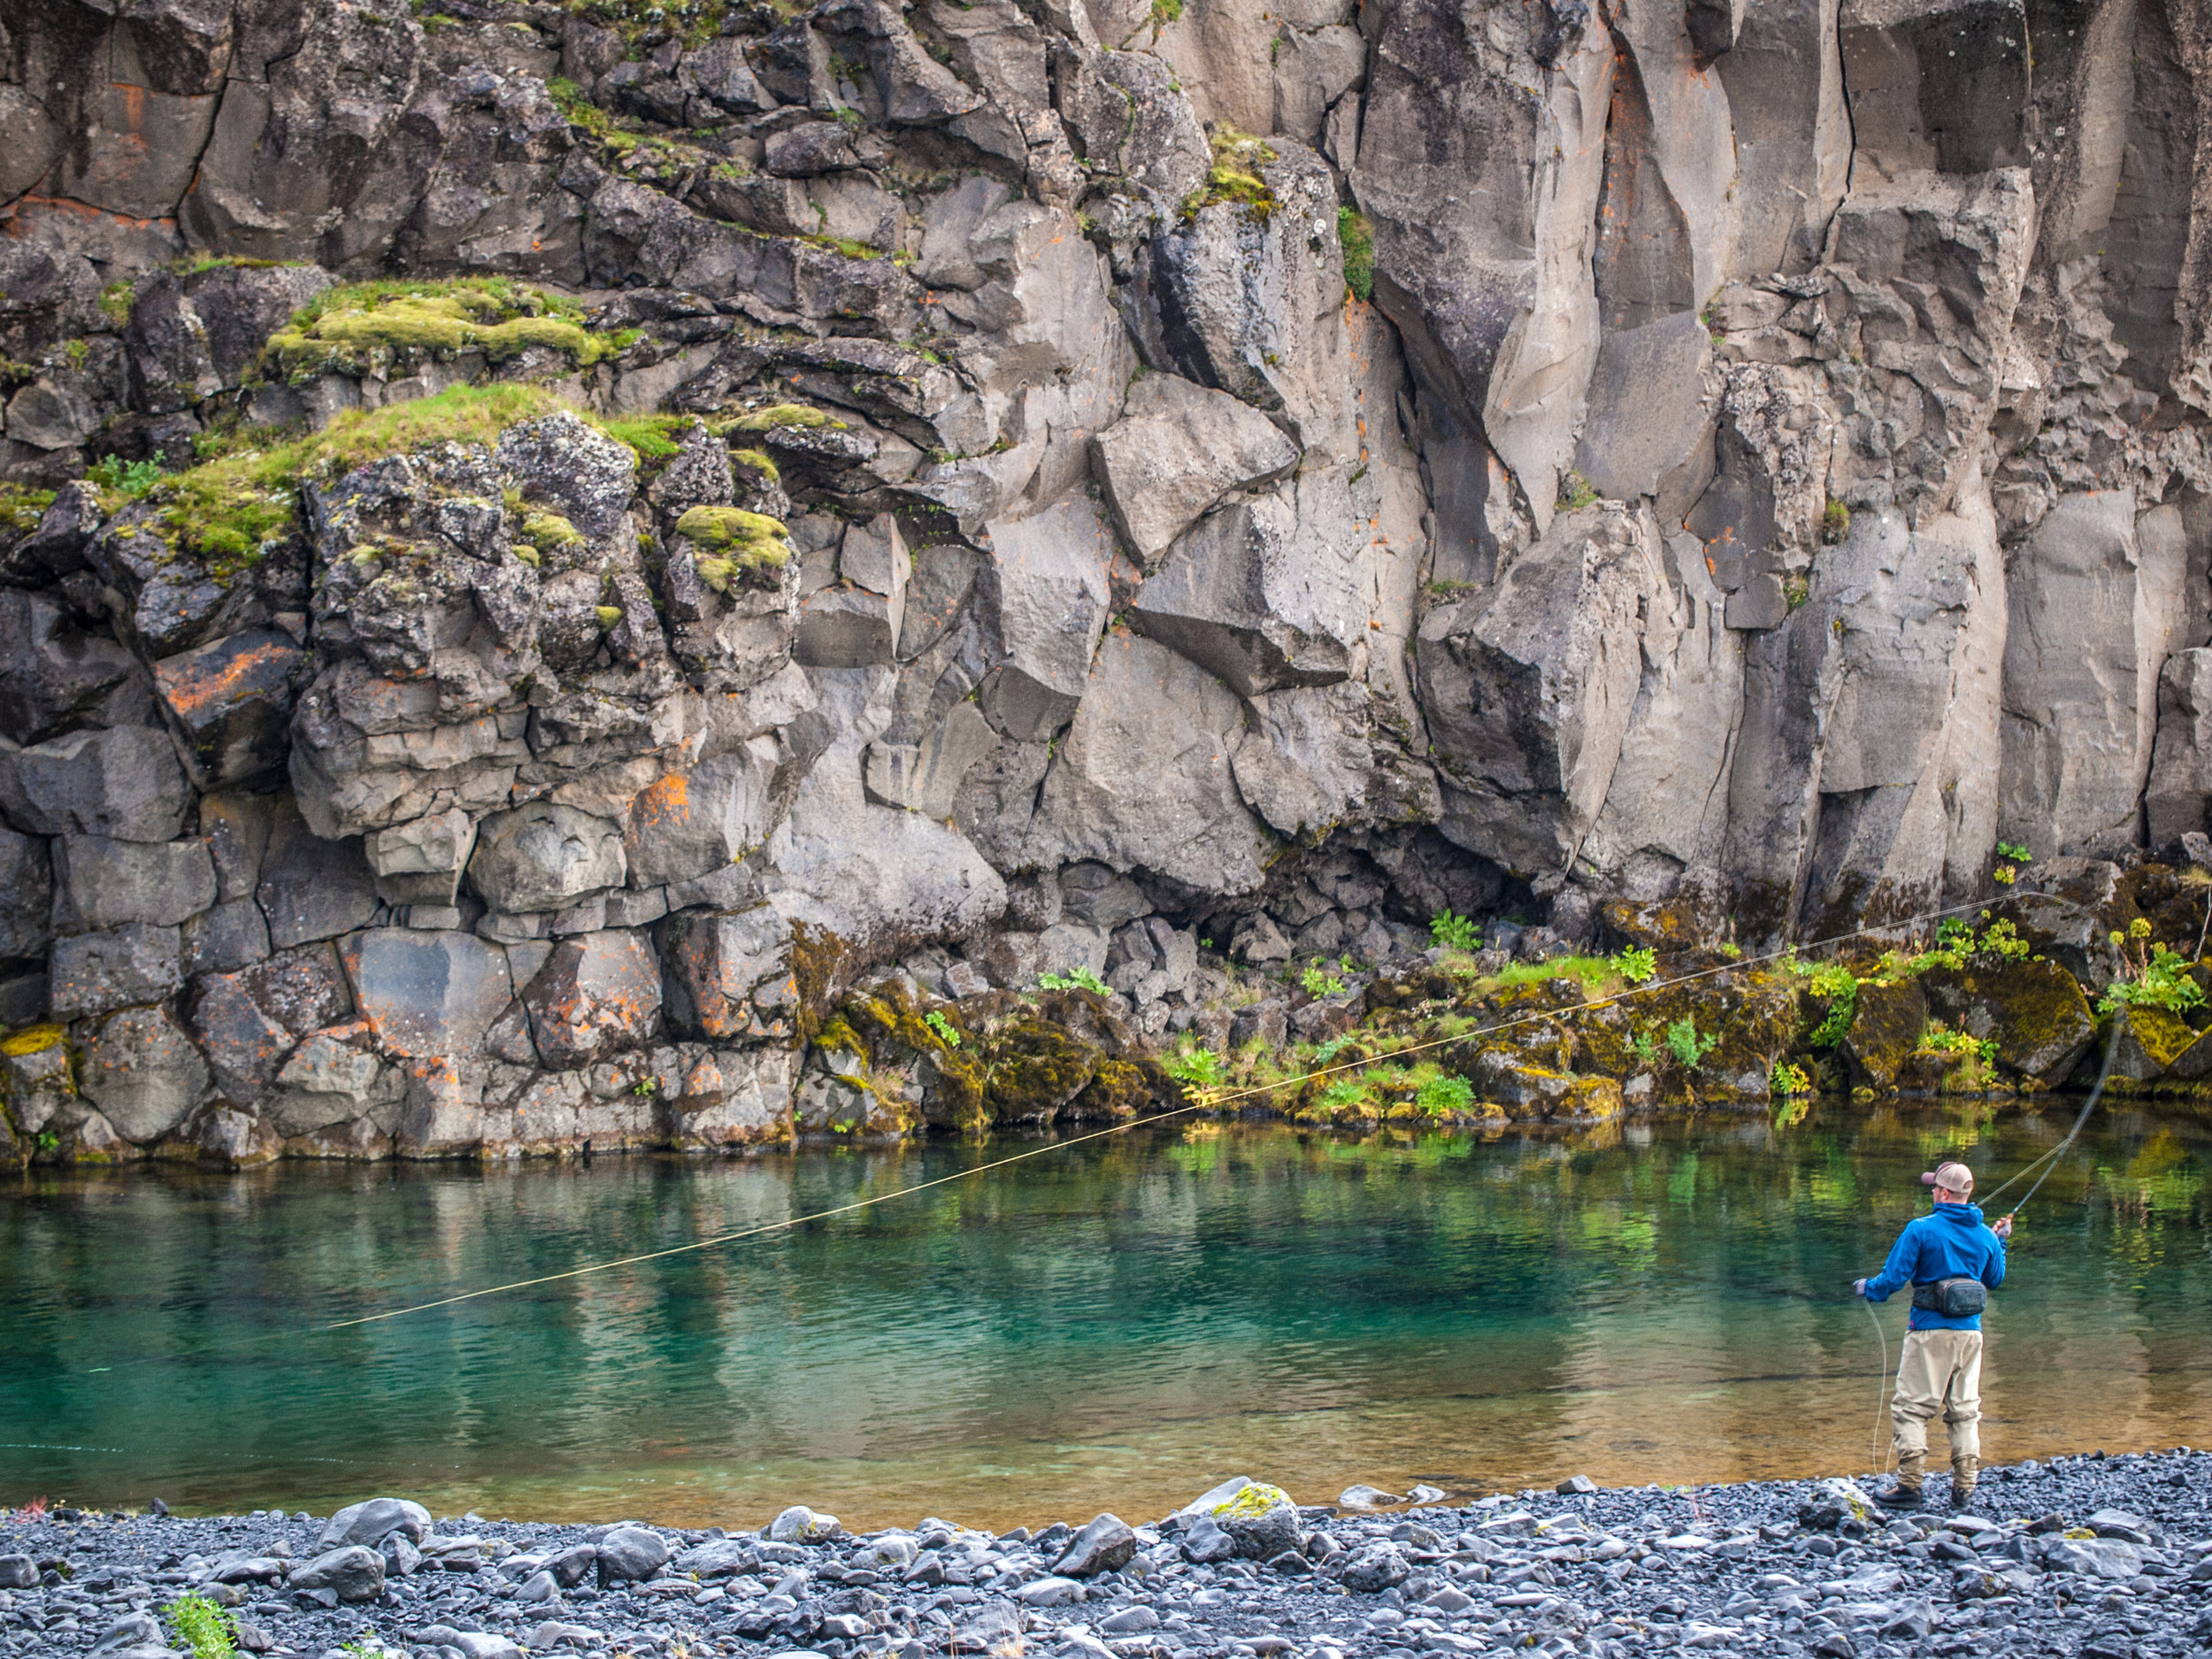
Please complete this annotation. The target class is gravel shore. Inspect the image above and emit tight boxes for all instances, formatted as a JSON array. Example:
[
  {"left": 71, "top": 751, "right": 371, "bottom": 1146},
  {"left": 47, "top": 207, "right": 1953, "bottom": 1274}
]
[{"left": 4, "top": 1451, "right": 2208, "bottom": 1659}]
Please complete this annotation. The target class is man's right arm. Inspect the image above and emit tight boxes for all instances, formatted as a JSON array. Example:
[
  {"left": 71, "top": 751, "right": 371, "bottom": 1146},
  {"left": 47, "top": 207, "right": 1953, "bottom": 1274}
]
[{"left": 1860, "top": 1221, "right": 1920, "bottom": 1302}]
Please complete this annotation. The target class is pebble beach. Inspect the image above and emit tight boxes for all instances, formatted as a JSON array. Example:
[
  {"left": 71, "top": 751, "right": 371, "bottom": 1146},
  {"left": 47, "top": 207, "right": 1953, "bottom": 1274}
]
[{"left": 5, "top": 1450, "right": 2209, "bottom": 1659}]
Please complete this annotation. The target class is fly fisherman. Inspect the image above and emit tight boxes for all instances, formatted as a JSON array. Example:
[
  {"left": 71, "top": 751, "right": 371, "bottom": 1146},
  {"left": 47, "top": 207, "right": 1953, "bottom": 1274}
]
[{"left": 1853, "top": 1161, "right": 2012, "bottom": 1509}]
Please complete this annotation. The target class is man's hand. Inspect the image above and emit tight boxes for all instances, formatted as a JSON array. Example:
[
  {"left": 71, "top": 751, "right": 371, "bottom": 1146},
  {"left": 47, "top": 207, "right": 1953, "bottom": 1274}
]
[
  {"left": 1993, "top": 1215, "right": 2013, "bottom": 1240},
  {"left": 1853, "top": 1279, "right": 1869, "bottom": 1298}
]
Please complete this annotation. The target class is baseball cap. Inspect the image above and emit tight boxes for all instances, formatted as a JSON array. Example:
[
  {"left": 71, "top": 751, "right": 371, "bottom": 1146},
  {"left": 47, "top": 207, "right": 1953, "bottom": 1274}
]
[{"left": 1921, "top": 1162, "right": 1975, "bottom": 1193}]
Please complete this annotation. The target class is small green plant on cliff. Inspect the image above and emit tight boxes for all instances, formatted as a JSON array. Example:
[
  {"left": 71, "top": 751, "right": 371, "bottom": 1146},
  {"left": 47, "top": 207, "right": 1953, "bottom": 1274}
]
[
  {"left": 1150, "top": 0, "right": 1183, "bottom": 26},
  {"left": 1803, "top": 960, "right": 1860, "bottom": 1046},
  {"left": 1821, "top": 499, "right": 1851, "bottom": 545},
  {"left": 1338, "top": 207, "right": 1375, "bottom": 303},
  {"left": 1664, "top": 1015, "right": 1720, "bottom": 1071},
  {"left": 164, "top": 1593, "right": 237, "bottom": 1659},
  {"left": 1611, "top": 945, "right": 1657, "bottom": 985},
  {"left": 1039, "top": 964, "right": 1111, "bottom": 995},
  {"left": 1187, "top": 126, "right": 1277, "bottom": 222},
  {"left": 1916, "top": 1021, "right": 2001, "bottom": 1091},
  {"left": 85, "top": 452, "right": 165, "bottom": 504},
  {"left": 1993, "top": 841, "right": 2032, "bottom": 886},
  {"left": 630, "top": 1075, "right": 659, "bottom": 1097},
  {"left": 99, "top": 280, "right": 137, "bottom": 326},
  {"left": 0, "top": 484, "right": 56, "bottom": 534},
  {"left": 1631, "top": 1029, "right": 1661, "bottom": 1065},
  {"left": 924, "top": 1010, "right": 962, "bottom": 1049},
  {"left": 1770, "top": 1062, "right": 1811, "bottom": 1097},
  {"left": 1429, "top": 908, "right": 1480, "bottom": 952},
  {"left": 1302, "top": 961, "right": 1348, "bottom": 998},
  {"left": 2099, "top": 918, "right": 2205, "bottom": 1016},
  {"left": 1557, "top": 470, "right": 1597, "bottom": 511}
]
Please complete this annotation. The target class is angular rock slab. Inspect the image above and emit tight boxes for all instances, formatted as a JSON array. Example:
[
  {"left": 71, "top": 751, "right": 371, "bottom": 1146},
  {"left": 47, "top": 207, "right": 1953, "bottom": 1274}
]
[
  {"left": 50, "top": 924, "right": 182, "bottom": 1020},
  {"left": 659, "top": 905, "right": 799, "bottom": 1042},
  {"left": 1418, "top": 507, "right": 1655, "bottom": 874},
  {"left": 256, "top": 801, "right": 381, "bottom": 949},
  {"left": 188, "top": 943, "right": 357, "bottom": 1099},
  {"left": 1572, "top": 311, "right": 1715, "bottom": 503},
  {"left": 976, "top": 495, "right": 1114, "bottom": 743},
  {"left": 1128, "top": 482, "right": 1360, "bottom": 698},
  {"left": 522, "top": 929, "right": 664, "bottom": 1068},
  {"left": 2000, "top": 489, "right": 2180, "bottom": 860},
  {"left": 366, "top": 809, "right": 479, "bottom": 908},
  {"left": 469, "top": 803, "right": 627, "bottom": 914},
  {"left": 0, "top": 588, "right": 146, "bottom": 745},
  {"left": 78, "top": 1005, "right": 211, "bottom": 1144},
  {"left": 153, "top": 628, "right": 311, "bottom": 789},
  {"left": 0, "top": 726, "right": 192, "bottom": 841},
  {"left": 52, "top": 835, "right": 219, "bottom": 932},
  {"left": 1092, "top": 373, "right": 1300, "bottom": 562},
  {"left": 342, "top": 929, "right": 515, "bottom": 1060},
  {"left": 622, "top": 739, "right": 783, "bottom": 887},
  {"left": 0, "top": 827, "right": 53, "bottom": 961},
  {"left": 1031, "top": 633, "right": 1271, "bottom": 895}
]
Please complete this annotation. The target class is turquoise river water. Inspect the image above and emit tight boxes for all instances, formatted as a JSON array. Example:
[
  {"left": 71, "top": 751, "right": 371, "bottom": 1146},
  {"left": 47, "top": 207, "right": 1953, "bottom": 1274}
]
[{"left": 2, "top": 1101, "right": 2208, "bottom": 1532}]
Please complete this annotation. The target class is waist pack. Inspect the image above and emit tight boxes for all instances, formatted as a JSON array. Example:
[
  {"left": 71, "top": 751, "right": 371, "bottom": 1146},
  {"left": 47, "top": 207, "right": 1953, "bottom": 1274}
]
[{"left": 1911, "top": 1277, "right": 1988, "bottom": 1317}]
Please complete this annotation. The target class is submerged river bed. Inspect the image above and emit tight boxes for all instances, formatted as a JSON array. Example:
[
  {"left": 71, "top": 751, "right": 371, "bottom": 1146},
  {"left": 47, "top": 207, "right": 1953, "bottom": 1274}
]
[{"left": 2, "top": 1101, "right": 2207, "bottom": 1530}]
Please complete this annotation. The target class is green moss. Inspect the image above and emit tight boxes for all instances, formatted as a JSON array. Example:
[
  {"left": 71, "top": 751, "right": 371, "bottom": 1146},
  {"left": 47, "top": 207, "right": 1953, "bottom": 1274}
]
[
  {"left": 0, "top": 485, "right": 56, "bottom": 536},
  {"left": 676, "top": 505, "right": 793, "bottom": 587},
  {"left": 978, "top": 1015, "right": 1100, "bottom": 1122},
  {"left": 520, "top": 511, "right": 582, "bottom": 554},
  {"left": 731, "top": 447, "right": 780, "bottom": 483},
  {"left": 724, "top": 403, "right": 845, "bottom": 433},
  {"left": 264, "top": 279, "right": 631, "bottom": 380},
  {"left": 600, "top": 414, "right": 693, "bottom": 464},
  {"left": 1186, "top": 126, "right": 1278, "bottom": 222},
  {"left": 98, "top": 281, "right": 136, "bottom": 326},
  {"left": 147, "top": 382, "right": 574, "bottom": 573},
  {"left": 0, "top": 1023, "right": 66, "bottom": 1058}
]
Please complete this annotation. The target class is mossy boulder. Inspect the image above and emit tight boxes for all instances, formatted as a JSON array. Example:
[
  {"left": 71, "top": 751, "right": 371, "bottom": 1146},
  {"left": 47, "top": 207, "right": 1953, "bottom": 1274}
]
[
  {"left": 1917, "top": 957, "right": 2095, "bottom": 1087},
  {"left": 1464, "top": 1047, "right": 1622, "bottom": 1122},
  {"left": 1839, "top": 977, "right": 1927, "bottom": 1092},
  {"left": 977, "top": 1014, "right": 1102, "bottom": 1122},
  {"left": 2108, "top": 1004, "right": 2199, "bottom": 1083}
]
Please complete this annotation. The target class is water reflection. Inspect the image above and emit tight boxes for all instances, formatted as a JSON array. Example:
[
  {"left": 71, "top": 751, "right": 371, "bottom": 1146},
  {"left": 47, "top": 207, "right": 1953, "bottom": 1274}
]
[{"left": 1, "top": 1098, "right": 2206, "bottom": 1530}]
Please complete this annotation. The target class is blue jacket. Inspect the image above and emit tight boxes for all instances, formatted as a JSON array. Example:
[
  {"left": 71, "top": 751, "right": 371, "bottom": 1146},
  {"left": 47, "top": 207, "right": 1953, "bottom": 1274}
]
[{"left": 1863, "top": 1202, "right": 2007, "bottom": 1330}]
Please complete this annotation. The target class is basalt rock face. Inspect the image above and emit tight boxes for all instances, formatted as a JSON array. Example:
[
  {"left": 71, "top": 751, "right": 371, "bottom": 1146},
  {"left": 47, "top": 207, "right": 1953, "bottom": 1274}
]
[{"left": 1, "top": 0, "right": 2211, "bottom": 1160}]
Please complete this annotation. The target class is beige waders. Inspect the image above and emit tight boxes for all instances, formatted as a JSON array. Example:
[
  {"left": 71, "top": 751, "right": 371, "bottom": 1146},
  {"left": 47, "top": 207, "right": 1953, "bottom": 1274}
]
[{"left": 1890, "top": 1327, "right": 1983, "bottom": 1498}]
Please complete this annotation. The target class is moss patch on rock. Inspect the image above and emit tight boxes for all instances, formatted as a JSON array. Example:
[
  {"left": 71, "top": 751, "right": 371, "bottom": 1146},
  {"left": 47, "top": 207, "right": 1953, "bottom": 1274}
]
[
  {"left": 146, "top": 382, "right": 576, "bottom": 571},
  {"left": 265, "top": 279, "right": 633, "bottom": 380},
  {"left": 676, "top": 505, "right": 793, "bottom": 587}
]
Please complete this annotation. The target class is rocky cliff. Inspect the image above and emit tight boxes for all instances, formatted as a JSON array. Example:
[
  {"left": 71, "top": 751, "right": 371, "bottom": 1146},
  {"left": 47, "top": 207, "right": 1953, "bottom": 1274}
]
[{"left": 1, "top": 0, "right": 2209, "bottom": 1161}]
